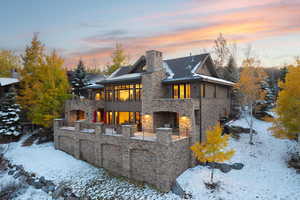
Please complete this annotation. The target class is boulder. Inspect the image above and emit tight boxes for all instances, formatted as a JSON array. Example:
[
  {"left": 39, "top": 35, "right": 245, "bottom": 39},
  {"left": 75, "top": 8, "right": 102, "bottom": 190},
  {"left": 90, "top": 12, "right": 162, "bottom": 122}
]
[
  {"left": 219, "top": 163, "right": 232, "bottom": 173},
  {"left": 52, "top": 185, "right": 66, "bottom": 199},
  {"left": 32, "top": 180, "right": 43, "bottom": 189},
  {"left": 42, "top": 185, "right": 56, "bottom": 193},
  {"left": 231, "top": 163, "right": 244, "bottom": 170}
]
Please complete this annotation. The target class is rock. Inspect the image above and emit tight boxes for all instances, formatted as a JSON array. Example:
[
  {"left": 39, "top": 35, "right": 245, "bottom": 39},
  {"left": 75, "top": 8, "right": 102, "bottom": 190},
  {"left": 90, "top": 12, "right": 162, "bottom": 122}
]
[
  {"left": 39, "top": 176, "right": 46, "bottom": 184},
  {"left": 13, "top": 171, "right": 21, "bottom": 179},
  {"left": 42, "top": 185, "right": 56, "bottom": 193},
  {"left": 231, "top": 163, "right": 244, "bottom": 170},
  {"left": 52, "top": 185, "right": 66, "bottom": 199},
  {"left": 219, "top": 163, "right": 232, "bottom": 173},
  {"left": 26, "top": 177, "right": 34, "bottom": 185},
  {"left": 8, "top": 169, "right": 15, "bottom": 175},
  {"left": 32, "top": 180, "right": 43, "bottom": 189},
  {"left": 171, "top": 181, "right": 185, "bottom": 197}
]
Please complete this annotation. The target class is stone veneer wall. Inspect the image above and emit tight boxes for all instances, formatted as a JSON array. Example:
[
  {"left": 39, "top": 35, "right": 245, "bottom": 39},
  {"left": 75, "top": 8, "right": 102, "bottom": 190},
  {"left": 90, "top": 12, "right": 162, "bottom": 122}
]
[
  {"left": 54, "top": 119, "right": 191, "bottom": 192},
  {"left": 200, "top": 83, "right": 231, "bottom": 141}
]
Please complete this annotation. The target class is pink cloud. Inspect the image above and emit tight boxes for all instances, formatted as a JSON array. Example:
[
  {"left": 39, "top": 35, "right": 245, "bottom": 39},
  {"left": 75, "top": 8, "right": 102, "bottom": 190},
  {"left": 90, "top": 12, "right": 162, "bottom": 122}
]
[{"left": 65, "top": 0, "right": 300, "bottom": 68}]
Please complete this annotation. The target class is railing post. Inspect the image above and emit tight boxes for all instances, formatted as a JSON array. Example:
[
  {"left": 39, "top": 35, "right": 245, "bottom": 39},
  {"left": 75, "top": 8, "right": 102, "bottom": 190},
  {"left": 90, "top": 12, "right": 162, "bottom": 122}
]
[
  {"left": 122, "top": 124, "right": 137, "bottom": 138},
  {"left": 75, "top": 121, "right": 81, "bottom": 132},
  {"left": 95, "top": 122, "right": 104, "bottom": 136},
  {"left": 156, "top": 128, "right": 172, "bottom": 145}
]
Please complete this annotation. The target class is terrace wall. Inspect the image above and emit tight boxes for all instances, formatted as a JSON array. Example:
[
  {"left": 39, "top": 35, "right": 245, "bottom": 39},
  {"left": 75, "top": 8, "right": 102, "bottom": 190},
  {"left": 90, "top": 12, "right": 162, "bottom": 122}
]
[{"left": 54, "top": 119, "right": 191, "bottom": 192}]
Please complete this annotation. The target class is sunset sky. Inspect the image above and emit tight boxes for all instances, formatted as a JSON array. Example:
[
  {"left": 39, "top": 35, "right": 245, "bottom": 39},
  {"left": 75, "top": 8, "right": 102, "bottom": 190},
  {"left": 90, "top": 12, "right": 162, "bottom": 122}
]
[{"left": 1, "top": 0, "right": 300, "bottom": 69}]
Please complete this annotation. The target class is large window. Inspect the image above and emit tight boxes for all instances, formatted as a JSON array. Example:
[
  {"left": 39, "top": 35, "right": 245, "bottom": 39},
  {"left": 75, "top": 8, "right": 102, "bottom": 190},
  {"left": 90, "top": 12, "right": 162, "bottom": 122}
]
[
  {"left": 172, "top": 83, "right": 191, "bottom": 99},
  {"left": 104, "top": 111, "right": 141, "bottom": 126},
  {"left": 104, "top": 84, "right": 142, "bottom": 101},
  {"left": 95, "top": 90, "right": 104, "bottom": 100}
]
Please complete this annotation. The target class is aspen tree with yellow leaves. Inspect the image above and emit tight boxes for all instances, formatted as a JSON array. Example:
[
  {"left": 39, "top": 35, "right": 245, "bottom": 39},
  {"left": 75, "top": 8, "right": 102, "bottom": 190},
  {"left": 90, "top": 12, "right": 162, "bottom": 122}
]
[
  {"left": 236, "top": 57, "right": 267, "bottom": 144},
  {"left": 191, "top": 123, "right": 235, "bottom": 183},
  {"left": 18, "top": 35, "right": 70, "bottom": 132},
  {"left": 269, "top": 58, "right": 300, "bottom": 154}
]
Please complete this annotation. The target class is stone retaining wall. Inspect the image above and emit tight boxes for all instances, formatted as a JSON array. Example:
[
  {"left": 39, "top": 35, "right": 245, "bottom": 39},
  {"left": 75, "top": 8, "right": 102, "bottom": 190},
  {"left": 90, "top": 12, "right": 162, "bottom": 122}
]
[{"left": 54, "top": 119, "right": 191, "bottom": 192}]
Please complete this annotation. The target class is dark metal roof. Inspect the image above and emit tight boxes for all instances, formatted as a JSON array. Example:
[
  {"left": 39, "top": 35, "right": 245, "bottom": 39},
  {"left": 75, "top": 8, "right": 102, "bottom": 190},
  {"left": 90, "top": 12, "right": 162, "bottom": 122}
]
[
  {"left": 113, "top": 66, "right": 132, "bottom": 77},
  {"left": 163, "top": 53, "right": 209, "bottom": 79},
  {"left": 83, "top": 84, "right": 104, "bottom": 89}
]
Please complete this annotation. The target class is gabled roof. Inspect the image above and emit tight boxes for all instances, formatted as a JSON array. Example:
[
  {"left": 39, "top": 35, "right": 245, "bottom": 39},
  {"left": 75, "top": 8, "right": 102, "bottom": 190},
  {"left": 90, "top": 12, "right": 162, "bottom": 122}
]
[
  {"left": 0, "top": 78, "right": 19, "bottom": 87},
  {"left": 163, "top": 54, "right": 209, "bottom": 79}
]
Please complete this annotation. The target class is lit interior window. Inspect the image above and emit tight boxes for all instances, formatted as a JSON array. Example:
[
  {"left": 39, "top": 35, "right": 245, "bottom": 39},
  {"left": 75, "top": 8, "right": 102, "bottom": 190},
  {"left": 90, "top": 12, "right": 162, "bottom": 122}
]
[
  {"left": 119, "top": 112, "right": 130, "bottom": 124},
  {"left": 95, "top": 93, "right": 101, "bottom": 100},
  {"left": 173, "top": 85, "right": 179, "bottom": 99}
]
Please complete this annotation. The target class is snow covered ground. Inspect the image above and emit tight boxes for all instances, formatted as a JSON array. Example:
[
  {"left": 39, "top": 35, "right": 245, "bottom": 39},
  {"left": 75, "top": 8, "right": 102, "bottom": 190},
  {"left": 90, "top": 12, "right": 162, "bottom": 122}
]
[
  {"left": 1, "top": 116, "right": 299, "bottom": 199},
  {"left": 178, "top": 116, "right": 300, "bottom": 200}
]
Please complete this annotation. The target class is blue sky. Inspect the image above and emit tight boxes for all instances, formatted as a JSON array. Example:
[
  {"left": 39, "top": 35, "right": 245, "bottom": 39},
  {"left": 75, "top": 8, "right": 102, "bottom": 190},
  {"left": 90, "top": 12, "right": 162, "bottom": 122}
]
[{"left": 1, "top": 0, "right": 300, "bottom": 68}]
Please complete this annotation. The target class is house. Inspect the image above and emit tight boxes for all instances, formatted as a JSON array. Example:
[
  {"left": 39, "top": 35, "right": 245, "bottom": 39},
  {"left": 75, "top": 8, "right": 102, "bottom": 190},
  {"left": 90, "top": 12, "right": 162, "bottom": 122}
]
[
  {"left": 0, "top": 77, "right": 19, "bottom": 98},
  {"left": 54, "top": 50, "right": 234, "bottom": 192}
]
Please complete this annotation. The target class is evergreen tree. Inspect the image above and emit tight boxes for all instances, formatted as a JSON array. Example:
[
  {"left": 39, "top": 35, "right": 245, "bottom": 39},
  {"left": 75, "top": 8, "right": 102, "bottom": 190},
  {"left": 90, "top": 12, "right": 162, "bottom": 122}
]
[
  {"left": 191, "top": 123, "right": 235, "bottom": 183},
  {"left": 223, "top": 55, "right": 239, "bottom": 83},
  {"left": 72, "top": 60, "right": 88, "bottom": 96},
  {"left": 0, "top": 87, "right": 21, "bottom": 136},
  {"left": 105, "top": 43, "right": 128, "bottom": 75},
  {"left": 279, "top": 66, "right": 288, "bottom": 83}
]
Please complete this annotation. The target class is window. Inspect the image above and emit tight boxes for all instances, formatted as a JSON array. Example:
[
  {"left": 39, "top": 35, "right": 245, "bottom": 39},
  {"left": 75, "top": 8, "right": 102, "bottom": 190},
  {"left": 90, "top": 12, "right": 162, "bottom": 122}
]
[
  {"left": 106, "top": 111, "right": 113, "bottom": 124},
  {"left": 105, "top": 84, "right": 142, "bottom": 101},
  {"left": 201, "top": 84, "right": 206, "bottom": 98},
  {"left": 95, "top": 93, "right": 101, "bottom": 100},
  {"left": 172, "top": 83, "right": 191, "bottom": 99}
]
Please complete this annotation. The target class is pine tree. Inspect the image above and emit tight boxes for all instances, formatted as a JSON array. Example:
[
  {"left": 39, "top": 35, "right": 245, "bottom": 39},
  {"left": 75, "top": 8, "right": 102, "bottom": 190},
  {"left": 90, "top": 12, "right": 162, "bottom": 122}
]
[
  {"left": 269, "top": 58, "right": 300, "bottom": 153},
  {"left": 279, "top": 66, "right": 288, "bottom": 83},
  {"left": 72, "top": 60, "right": 88, "bottom": 97},
  {"left": 105, "top": 43, "right": 128, "bottom": 75},
  {"left": 191, "top": 123, "right": 235, "bottom": 183},
  {"left": 236, "top": 60, "right": 267, "bottom": 144},
  {"left": 0, "top": 87, "right": 21, "bottom": 136},
  {"left": 223, "top": 56, "right": 239, "bottom": 83},
  {"left": 0, "top": 50, "right": 20, "bottom": 77}
]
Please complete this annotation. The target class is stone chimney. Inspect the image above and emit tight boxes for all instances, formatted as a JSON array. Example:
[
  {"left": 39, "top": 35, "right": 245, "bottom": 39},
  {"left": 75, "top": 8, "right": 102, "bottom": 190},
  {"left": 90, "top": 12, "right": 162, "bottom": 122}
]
[{"left": 145, "top": 50, "right": 163, "bottom": 72}]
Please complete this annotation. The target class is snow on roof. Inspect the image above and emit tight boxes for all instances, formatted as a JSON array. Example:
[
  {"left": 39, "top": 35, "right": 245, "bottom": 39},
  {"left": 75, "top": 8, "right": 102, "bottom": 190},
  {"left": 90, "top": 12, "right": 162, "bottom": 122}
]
[
  {"left": 106, "top": 72, "right": 141, "bottom": 81},
  {"left": 194, "top": 74, "right": 235, "bottom": 86},
  {"left": 107, "top": 67, "right": 122, "bottom": 79},
  {"left": 0, "top": 78, "right": 19, "bottom": 86},
  {"left": 162, "top": 62, "right": 174, "bottom": 79}
]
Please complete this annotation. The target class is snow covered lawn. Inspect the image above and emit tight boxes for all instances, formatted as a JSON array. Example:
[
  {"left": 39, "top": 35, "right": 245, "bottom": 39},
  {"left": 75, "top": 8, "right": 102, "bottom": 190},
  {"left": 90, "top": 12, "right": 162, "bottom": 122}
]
[
  {"left": 2, "top": 136, "right": 179, "bottom": 200},
  {"left": 1, "top": 116, "right": 299, "bottom": 199},
  {"left": 178, "top": 117, "right": 300, "bottom": 200}
]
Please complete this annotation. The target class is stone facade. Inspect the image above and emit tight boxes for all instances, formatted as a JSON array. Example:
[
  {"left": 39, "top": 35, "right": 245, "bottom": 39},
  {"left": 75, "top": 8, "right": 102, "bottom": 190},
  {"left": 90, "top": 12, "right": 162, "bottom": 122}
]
[
  {"left": 54, "top": 119, "right": 190, "bottom": 192},
  {"left": 55, "top": 49, "right": 234, "bottom": 192}
]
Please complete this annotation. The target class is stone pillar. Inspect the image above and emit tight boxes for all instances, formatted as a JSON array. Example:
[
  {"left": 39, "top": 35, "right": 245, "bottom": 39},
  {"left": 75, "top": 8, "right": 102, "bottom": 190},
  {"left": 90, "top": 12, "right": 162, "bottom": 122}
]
[
  {"left": 156, "top": 128, "right": 172, "bottom": 145},
  {"left": 95, "top": 122, "right": 104, "bottom": 136},
  {"left": 122, "top": 149, "right": 131, "bottom": 178},
  {"left": 53, "top": 119, "right": 64, "bottom": 149},
  {"left": 121, "top": 124, "right": 137, "bottom": 138},
  {"left": 75, "top": 121, "right": 81, "bottom": 132}
]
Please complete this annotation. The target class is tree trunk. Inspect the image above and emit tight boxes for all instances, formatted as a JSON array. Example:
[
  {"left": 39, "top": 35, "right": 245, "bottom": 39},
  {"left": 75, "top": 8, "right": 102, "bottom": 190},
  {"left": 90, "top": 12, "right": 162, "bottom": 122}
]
[
  {"left": 210, "top": 168, "right": 214, "bottom": 183},
  {"left": 298, "top": 133, "right": 300, "bottom": 156},
  {"left": 249, "top": 103, "right": 254, "bottom": 145}
]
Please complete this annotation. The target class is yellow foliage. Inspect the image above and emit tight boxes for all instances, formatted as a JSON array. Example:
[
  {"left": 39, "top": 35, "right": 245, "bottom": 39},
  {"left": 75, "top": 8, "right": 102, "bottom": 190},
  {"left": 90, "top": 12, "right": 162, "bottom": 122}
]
[
  {"left": 191, "top": 123, "right": 235, "bottom": 163},
  {"left": 270, "top": 59, "right": 300, "bottom": 139},
  {"left": 236, "top": 64, "right": 267, "bottom": 105},
  {"left": 18, "top": 36, "right": 70, "bottom": 128}
]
